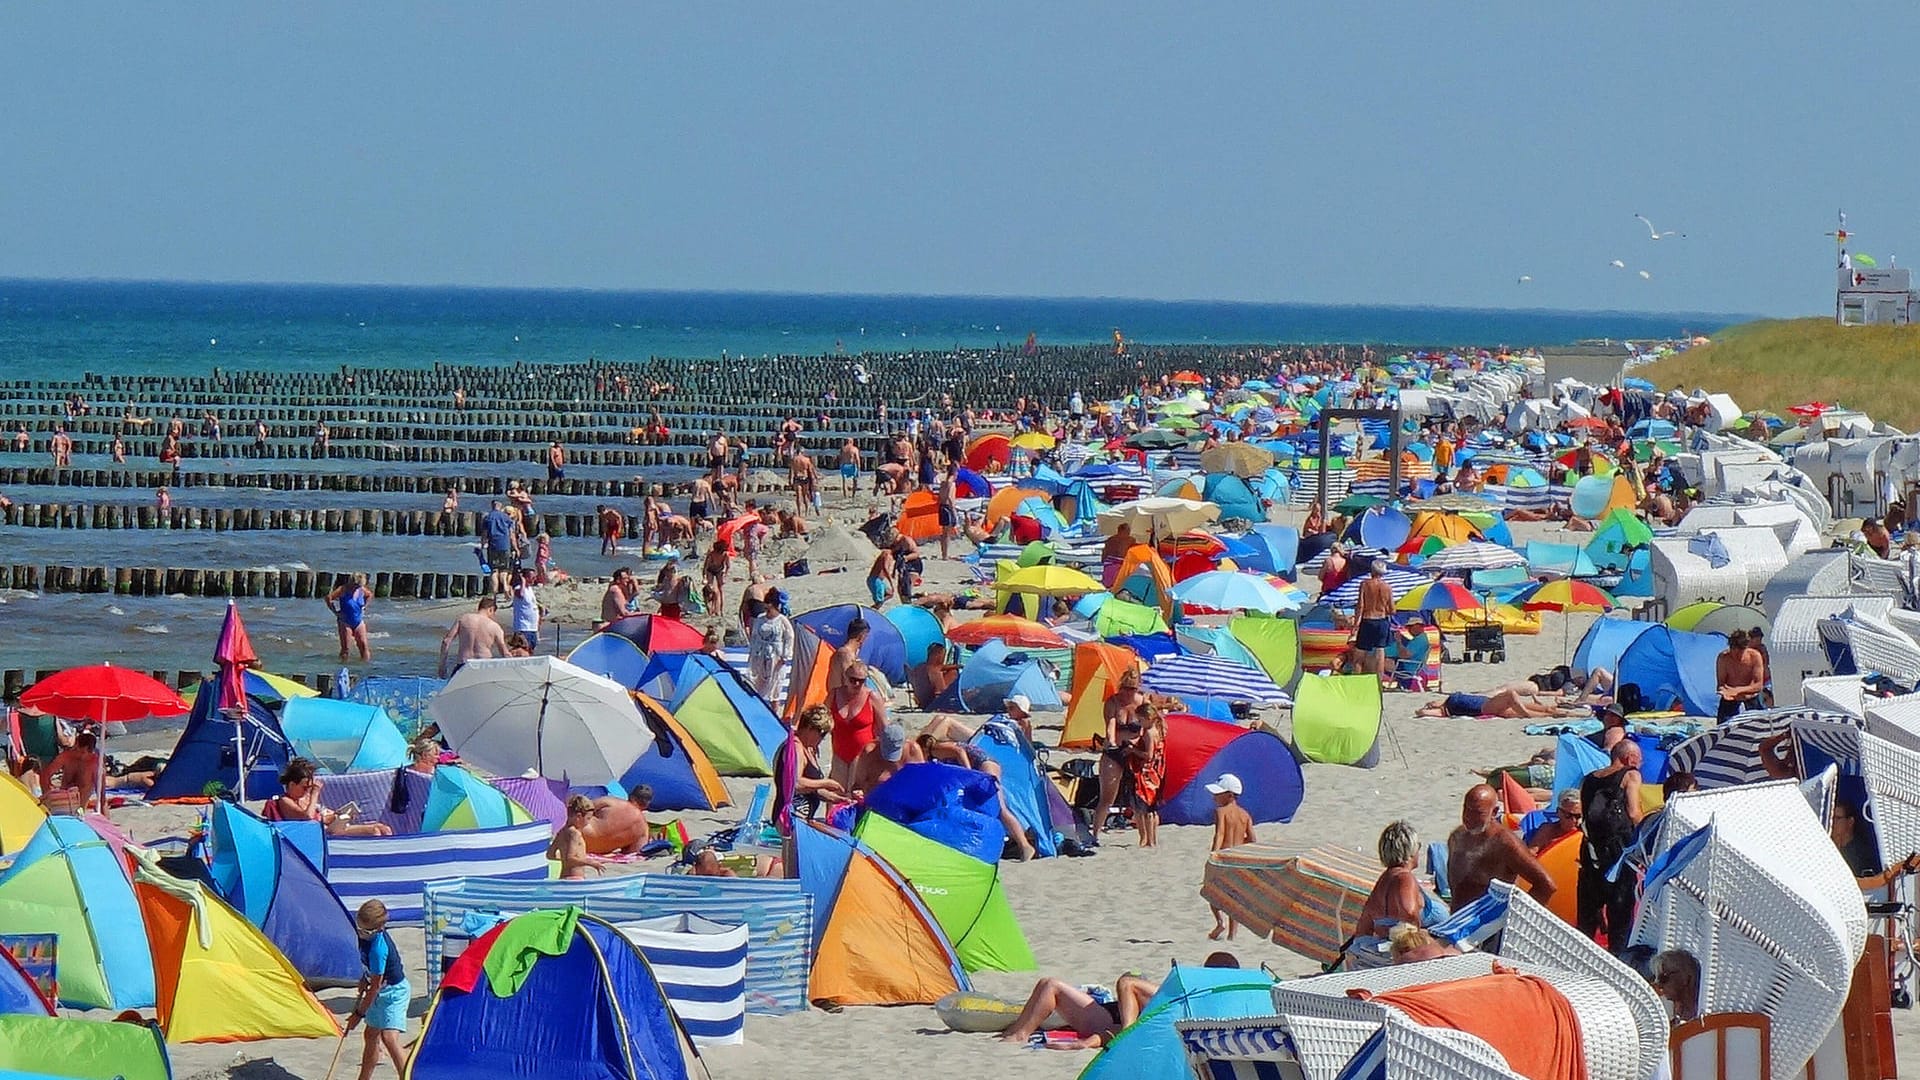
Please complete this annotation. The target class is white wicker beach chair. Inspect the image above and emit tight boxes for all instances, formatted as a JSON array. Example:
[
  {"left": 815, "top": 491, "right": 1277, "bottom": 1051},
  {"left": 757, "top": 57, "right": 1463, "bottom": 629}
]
[
  {"left": 1697, "top": 527, "right": 1787, "bottom": 611},
  {"left": 1768, "top": 596, "right": 1892, "bottom": 706},
  {"left": 1648, "top": 538, "right": 1750, "bottom": 619},
  {"left": 1848, "top": 552, "right": 1914, "bottom": 605},
  {"left": 1176, "top": 1014, "right": 1376, "bottom": 1080},
  {"left": 1380, "top": 1014, "right": 1524, "bottom": 1080},
  {"left": 1638, "top": 782, "right": 1866, "bottom": 1078},
  {"left": 1798, "top": 674, "right": 1873, "bottom": 719},
  {"left": 1843, "top": 609, "right": 1920, "bottom": 688},
  {"left": 1761, "top": 550, "right": 1852, "bottom": 621}
]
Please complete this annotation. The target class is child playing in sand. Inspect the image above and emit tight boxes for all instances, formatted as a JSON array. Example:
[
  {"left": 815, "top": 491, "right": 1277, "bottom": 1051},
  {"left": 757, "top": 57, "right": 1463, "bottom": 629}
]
[
  {"left": 346, "top": 900, "right": 409, "bottom": 1080},
  {"left": 1207, "top": 774, "right": 1255, "bottom": 940}
]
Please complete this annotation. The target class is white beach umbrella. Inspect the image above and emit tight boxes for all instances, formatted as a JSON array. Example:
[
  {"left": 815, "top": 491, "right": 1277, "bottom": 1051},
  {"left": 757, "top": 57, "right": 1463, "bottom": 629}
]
[
  {"left": 427, "top": 655, "right": 654, "bottom": 785},
  {"left": 1096, "top": 496, "right": 1220, "bottom": 539},
  {"left": 1420, "top": 541, "right": 1530, "bottom": 572}
]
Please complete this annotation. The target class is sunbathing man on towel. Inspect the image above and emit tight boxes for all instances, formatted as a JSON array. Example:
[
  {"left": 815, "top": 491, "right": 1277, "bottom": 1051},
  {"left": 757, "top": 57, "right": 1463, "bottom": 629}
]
[{"left": 1417, "top": 683, "right": 1586, "bottom": 720}]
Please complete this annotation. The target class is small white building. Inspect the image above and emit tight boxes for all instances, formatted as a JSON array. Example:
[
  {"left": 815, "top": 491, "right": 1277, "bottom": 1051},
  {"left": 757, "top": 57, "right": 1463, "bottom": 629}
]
[{"left": 1836, "top": 266, "right": 1920, "bottom": 325}]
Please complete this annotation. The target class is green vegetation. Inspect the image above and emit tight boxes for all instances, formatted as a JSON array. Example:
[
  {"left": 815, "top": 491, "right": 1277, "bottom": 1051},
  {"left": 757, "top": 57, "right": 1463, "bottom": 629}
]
[{"left": 1640, "top": 318, "right": 1920, "bottom": 428}]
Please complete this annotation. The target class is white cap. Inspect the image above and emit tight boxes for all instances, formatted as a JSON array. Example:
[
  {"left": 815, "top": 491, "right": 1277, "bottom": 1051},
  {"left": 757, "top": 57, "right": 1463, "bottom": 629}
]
[
  {"left": 1205, "top": 774, "right": 1243, "bottom": 796},
  {"left": 1005, "top": 694, "right": 1032, "bottom": 715}
]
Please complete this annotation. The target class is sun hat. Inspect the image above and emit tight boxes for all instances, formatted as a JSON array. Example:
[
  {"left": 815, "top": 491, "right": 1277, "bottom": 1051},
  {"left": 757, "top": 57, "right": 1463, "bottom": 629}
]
[
  {"left": 1005, "top": 693, "right": 1032, "bottom": 715},
  {"left": 1205, "top": 774, "right": 1243, "bottom": 796}
]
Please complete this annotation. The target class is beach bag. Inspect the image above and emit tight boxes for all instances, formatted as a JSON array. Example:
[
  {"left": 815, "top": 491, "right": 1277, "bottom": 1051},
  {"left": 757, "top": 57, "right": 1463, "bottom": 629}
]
[
  {"left": 1615, "top": 682, "right": 1645, "bottom": 715},
  {"left": 783, "top": 558, "right": 811, "bottom": 578}
]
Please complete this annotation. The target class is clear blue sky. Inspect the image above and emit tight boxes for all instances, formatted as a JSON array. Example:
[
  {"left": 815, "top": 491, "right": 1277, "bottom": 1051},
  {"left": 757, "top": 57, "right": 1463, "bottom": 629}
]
[{"left": 1, "top": 4, "right": 1910, "bottom": 315}]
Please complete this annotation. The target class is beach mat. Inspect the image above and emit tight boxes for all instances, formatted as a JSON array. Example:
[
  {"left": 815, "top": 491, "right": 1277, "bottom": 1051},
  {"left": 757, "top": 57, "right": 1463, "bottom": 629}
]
[{"left": 1199, "top": 842, "right": 1376, "bottom": 965}]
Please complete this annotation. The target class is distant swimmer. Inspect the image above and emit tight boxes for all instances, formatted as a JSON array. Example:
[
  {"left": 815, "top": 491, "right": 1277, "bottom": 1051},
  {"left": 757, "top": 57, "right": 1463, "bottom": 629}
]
[{"left": 1634, "top": 213, "right": 1685, "bottom": 240}]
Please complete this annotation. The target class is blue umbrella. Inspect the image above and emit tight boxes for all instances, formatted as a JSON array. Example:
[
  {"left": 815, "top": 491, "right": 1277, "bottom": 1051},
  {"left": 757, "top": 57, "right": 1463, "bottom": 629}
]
[{"left": 1172, "top": 571, "right": 1302, "bottom": 614}]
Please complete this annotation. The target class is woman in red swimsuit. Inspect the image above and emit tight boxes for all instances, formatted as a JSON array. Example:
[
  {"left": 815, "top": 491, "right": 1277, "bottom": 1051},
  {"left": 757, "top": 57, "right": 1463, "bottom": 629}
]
[{"left": 829, "top": 659, "right": 885, "bottom": 782}]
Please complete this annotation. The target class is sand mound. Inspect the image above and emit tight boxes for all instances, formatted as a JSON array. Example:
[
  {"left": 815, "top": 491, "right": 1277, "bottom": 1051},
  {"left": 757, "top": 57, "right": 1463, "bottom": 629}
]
[{"left": 806, "top": 523, "right": 877, "bottom": 568}]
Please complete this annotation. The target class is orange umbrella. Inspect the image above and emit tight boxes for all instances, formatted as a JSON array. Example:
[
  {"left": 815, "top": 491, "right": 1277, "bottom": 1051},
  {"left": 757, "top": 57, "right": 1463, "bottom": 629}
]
[
  {"left": 946, "top": 615, "right": 1068, "bottom": 649},
  {"left": 985, "top": 485, "right": 1053, "bottom": 529},
  {"left": 1170, "top": 370, "right": 1205, "bottom": 385}
]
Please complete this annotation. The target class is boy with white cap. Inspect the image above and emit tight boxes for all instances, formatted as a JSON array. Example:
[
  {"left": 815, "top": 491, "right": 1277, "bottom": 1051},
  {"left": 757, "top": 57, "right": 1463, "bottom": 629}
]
[{"left": 1207, "top": 774, "right": 1256, "bottom": 940}]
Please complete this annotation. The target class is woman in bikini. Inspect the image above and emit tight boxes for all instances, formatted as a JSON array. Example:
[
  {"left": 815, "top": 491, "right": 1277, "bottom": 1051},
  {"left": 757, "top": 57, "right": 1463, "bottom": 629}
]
[
  {"left": 270, "top": 759, "right": 392, "bottom": 836},
  {"left": 1095, "top": 668, "right": 1147, "bottom": 835}
]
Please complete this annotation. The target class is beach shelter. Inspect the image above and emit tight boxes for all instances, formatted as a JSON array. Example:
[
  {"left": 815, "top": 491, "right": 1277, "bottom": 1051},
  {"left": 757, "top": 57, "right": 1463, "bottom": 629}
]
[
  {"left": 0, "top": 943, "right": 52, "bottom": 1016},
  {"left": 863, "top": 762, "right": 1007, "bottom": 863},
  {"left": 1226, "top": 614, "right": 1302, "bottom": 693},
  {"left": 794, "top": 603, "right": 909, "bottom": 683},
  {"left": 422, "top": 764, "right": 537, "bottom": 832},
  {"left": 984, "top": 484, "right": 1049, "bottom": 528},
  {"left": 1054, "top": 478, "right": 1105, "bottom": 527},
  {"left": 1158, "top": 714, "right": 1303, "bottom": 826},
  {"left": 932, "top": 639, "right": 1062, "bottom": 715},
  {"left": 1060, "top": 642, "right": 1142, "bottom": 748},
  {"left": 617, "top": 694, "right": 732, "bottom": 812},
  {"left": 0, "top": 1014, "right": 171, "bottom": 1080},
  {"left": 1077, "top": 966, "right": 1277, "bottom": 1080},
  {"left": 1201, "top": 473, "right": 1264, "bottom": 523},
  {"left": 853, "top": 813, "right": 1035, "bottom": 973},
  {"left": 783, "top": 627, "right": 836, "bottom": 720},
  {"left": 1091, "top": 596, "right": 1169, "bottom": 637},
  {"left": 1667, "top": 601, "right": 1769, "bottom": 639},
  {"left": 1573, "top": 616, "right": 1658, "bottom": 680},
  {"left": 601, "top": 613, "right": 705, "bottom": 653},
  {"left": 0, "top": 773, "right": 46, "bottom": 854},
  {"left": 1571, "top": 473, "right": 1637, "bottom": 519},
  {"left": 1235, "top": 524, "right": 1300, "bottom": 578},
  {"left": 1290, "top": 674, "right": 1383, "bottom": 766},
  {"left": 666, "top": 656, "right": 786, "bottom": 775},
  {"left": 967, "top": 722, "right": 1063, "bottom": 858},
  {"left": 411, "top": 909, "right": 697, "bottom": 1080},
  {"left": 279, "top": 697, "right": 409, "bottom": 775},
  {"left": 126, "top": 850, "right": 340, "bottom": 1042},
  {"left": 0, "top": 816, "right": 154, "bottom": 1009},
  {"left": 1113, "top": 544, "right": 1177, "bottom": 619},
  {"left": 567, "top": 632, "right": 656, "bottom": 693},
  {"left": 965, "top": 432, "right": 1013, "bottom": 472},
  {"left": 207, "top": 801, "right": 361, "bottom": 988},
  {"left": 896, "top": 489, "right": 943, "bottom": 541},
  {"left": 342, "top": 674, "right": 446, "bottom": 735},
  {"left": 884, "top": 604, "right": 947, "bottom": 672},
  {"left": 1402, "top": 510, "right": 1480, "bottom": 549},
  {"left": 1588, "top": 508, "right": 1654, "bottom": 569},
  {"left": 147, "top": 677, "right": 292, "bottom": 801},
  {"left": 793, "top": 823, "right": 968, "bottom": 1006},
  {"left": 1616, "top": 627, "right": 1723, "bottom": 715}
]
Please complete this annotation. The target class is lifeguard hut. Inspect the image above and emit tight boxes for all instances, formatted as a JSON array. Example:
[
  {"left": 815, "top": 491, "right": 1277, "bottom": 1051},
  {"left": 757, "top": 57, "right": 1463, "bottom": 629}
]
[{"left": 1830, "top": 211, "right": 1920, "bottom": 325}]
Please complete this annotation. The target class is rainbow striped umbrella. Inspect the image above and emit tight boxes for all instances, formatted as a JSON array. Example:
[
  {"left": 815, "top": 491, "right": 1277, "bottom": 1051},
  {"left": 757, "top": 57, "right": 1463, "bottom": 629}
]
[{"left": 1395, "top": 579, "right": 1482, "bottom": 613}]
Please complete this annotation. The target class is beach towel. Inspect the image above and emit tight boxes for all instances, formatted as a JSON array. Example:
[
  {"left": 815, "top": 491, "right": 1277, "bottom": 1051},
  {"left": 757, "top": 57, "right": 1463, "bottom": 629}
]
[
  {"left": 478, "top": 906, "right": 581, "bottom": 996},
  {"left": 1500, "top": 771, "right": 1537, "bottom": 814},
  {"left": 1356, "top": 969, "right": 1586, "bottom": 1080}
]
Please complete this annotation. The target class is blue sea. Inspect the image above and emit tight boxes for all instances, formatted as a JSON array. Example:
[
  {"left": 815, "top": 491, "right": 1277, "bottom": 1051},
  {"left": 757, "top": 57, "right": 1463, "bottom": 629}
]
[{"left": 0, "top": 279, "right": 1751, "bottom": 378}]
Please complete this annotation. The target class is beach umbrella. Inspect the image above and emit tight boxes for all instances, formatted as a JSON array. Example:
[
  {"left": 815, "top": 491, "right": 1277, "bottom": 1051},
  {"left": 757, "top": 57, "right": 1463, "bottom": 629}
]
[
  {"left": 20, "top": 664, "right": 189, "bottom": 815},
  {"left": 1788, "top": 401, "right": 1834, "bottom": 418},
  {"left": 1156, "top": 416, "right": 1201, "bottom": 431},
  {"left": 1140, "top": 654, "right": 1288, "bottom": 705},
  {"left": 1172, "top": 570, "right": 1302, "bottom": 614},
  {"left": 1332, "top": 493, "right": 1386, "bottom": 514},
  {"left": 1169, "top": 370, "right": 1205, "bottom": 385},
  {"left": 1513, "top": 579, "right": 1617, "bottom": 657},
  {"left": 426, "top": 656, "right": 655, "bottom": 785},
  {"left": 1199, "top": 442, "right": 1275, "bottom": 478},
  {"left": 994, "top": 563, "right": 1104, "bottom": 598},
  {"left": 1125, "top": 429, "right": 1189, "bottom": 450},
  {"left": 1395, "top": 579, "right": 1483, "bottom": 614},
  {"left": 1097, "top": 497, "right": 1220, "bottom": 540},
  {"left": 1009, "top": 432, "right": 1055, "bottom": 452},
  {"left": 1321, "top": 564, "right": 1429, "bottom": 608},
  {"left": 212, "top": 600, "right": 266, "bottom": 797},
  {"left": 946, "top": 615, "right": 1068, "bottom": 650},
  {"left": 601, "top": 613, "right": 705, "bottom": 652},
  {"left": 1419, "top": 541, "right": 1528, "bottom": 573}
]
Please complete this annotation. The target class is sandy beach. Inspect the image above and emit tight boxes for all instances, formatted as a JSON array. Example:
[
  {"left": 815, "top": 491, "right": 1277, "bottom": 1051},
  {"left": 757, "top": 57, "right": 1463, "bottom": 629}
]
[{"left": 74, "top": 489, "right": 1906, "bottom": 1080}]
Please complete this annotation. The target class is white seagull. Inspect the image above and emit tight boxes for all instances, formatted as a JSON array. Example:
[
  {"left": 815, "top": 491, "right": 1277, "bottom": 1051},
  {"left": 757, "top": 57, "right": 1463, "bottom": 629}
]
[
  {"left": 1638, "top": 270, "right": 1653, "bottom": 280},
  {"left": 1635, "top": 213, "right": 1684, "bottom": 240},
  {"left": 1609, "top": 259, "right": 1626, "bottom": 269},
  {"left": 1517, "top": 275, "right": 1532, "bottom": 284}
]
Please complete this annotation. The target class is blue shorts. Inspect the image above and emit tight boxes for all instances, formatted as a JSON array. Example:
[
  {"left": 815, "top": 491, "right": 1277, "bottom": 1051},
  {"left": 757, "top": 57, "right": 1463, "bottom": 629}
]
[
  {"left": 868, "top": 576, "right": 888, "bottom": 605},
  {"left": 367, "top": 979, "right": 410, "bottom": 1031},
  {"left": 518, "top": 630, "right": 539, "bottom": 651},
  {"left": 1444, "top": 692, "right": 1489, "bottom": 717},
  {"left": 841, "top": 463, "right": 858, "bottom": 479}
]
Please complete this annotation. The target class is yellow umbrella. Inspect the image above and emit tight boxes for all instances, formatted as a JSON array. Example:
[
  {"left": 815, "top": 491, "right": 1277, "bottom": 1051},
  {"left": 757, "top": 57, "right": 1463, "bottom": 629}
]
[
  {"left": 994, "top": 562, "right": 1105, "bottom": 597},
  {"left": 1010, "top": 432, "right": 1056, "bottom": 451},
  {"left": 1200, "top": 442, "right": 1276, "bottom": 478},
  {"left": 179, "top": 669, "right": 321, "bottom": 704}
]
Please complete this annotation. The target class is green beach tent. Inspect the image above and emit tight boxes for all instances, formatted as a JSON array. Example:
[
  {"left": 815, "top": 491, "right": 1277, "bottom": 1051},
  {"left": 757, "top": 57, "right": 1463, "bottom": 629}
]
[
  {"left": 1291, "top": 673, "right": 1383, "bottom": 767},
  {"left": 0, "top": 1014, "right": 171, "bottom": 1080},
  {"left": 422, "top": 765, "right": 535, "bottom": 832},
  {"left": 1228, "top": 613, "right": 1302, "bottom": 693},
  {"left": 853, "top": 814, "right": 1035, "bottom": 974},
  {"left": 0, "top": 817, "right": 155, "bottom": 1010}
]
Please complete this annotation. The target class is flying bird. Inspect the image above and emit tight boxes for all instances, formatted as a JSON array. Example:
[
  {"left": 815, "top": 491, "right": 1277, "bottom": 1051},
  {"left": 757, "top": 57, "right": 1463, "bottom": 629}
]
[
  {"left": 1609, "top": 259, "right": 1626, "bottom": 269},
  {"left": 1638, "top": 270, "right": 1653, "bottom": 280},
  {"left": 1517, "top": 275, "right": 1532, "bottom": 284},
  {"left": 1635, "top": 214, "right": 1684, "bottom": 240}
]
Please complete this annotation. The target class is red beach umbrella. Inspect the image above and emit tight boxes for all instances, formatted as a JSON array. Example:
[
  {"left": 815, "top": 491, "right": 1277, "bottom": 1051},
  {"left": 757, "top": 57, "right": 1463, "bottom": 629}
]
[{"left": 21, "top": 664, "right": 188, "bottom": 815}]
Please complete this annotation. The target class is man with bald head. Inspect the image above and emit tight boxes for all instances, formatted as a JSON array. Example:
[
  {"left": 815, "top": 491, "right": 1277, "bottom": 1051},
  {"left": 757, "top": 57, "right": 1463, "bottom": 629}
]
[
  {"left": 1446, "top": 784, "right": 1557, "bottom": 909},
  {"left": 1578, "top": 739, "right": 1644, "bottom": 953}
]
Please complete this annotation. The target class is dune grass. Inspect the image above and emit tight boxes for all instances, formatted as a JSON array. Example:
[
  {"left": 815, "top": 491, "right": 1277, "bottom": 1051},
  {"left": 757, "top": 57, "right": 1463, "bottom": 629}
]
[{"left": 1639, "top": 318, "right": 1920, "bottom": 428}]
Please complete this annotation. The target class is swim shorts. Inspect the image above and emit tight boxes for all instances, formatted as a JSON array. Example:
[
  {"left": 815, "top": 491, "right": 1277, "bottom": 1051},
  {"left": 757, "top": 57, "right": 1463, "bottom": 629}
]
[
  {"left": 841, "top": 463, "right": 858, "bottom": 479},
  {"left": 1444, "top": 692, "right": 1489, "bottom": 717},
  {"left": 868, "top": 576, "right": 888, "bottom": 605},
  {"left": 1354, "top": 617, "right": 1392, "bottom": 652}
]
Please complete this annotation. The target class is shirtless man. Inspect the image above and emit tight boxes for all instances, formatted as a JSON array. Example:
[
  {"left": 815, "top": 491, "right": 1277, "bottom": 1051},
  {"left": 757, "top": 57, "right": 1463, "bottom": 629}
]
[
  {"left": 1528, "top": 788, "right": 1583, "bottom": 854},
  {"left": 438, "top": 596, "right": 508, "bottom": 677},
  {"left": 1353, "top": 563, "right": 1395, "bottom": 678},
  {"left": 789, "top": 446, "right": 817, "bottom": 516},
  {"left": 837, "top": 438, "right": 862, "bottom": 496},
  {"left": 867, "top": 545, "right": 897, "bottom": 608},
  {"left": 689, "top": 472, "right": 714, "bottom": 532},
  {"left": 1417, "top": 682, "right": 1586, "bottom": 719},
  {"left": 547, "top": 441, "right": 567, "bottom": 482},
  {"left": 1446, "top": 784, "right": 1556, "bottom": 909},
  {"left": 600, "top": 568, "right": 637, "bottom": 624},
  {"left": 1714, "top": 629, "right": 1767, "bottom": 721},
  {"left": 549, "top": 796, "right": 612, "bottom": 879},
  {"left": 579, "top": 786, "right": 653, "bottom": 855},
  {"left": 598, "top": 503, "right": 625, "bottom": 557}
]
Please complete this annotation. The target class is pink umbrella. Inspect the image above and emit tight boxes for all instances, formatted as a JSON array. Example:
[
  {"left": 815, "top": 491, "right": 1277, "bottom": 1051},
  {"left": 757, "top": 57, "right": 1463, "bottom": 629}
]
[{"left": 212, "top": 601, "right": 263, "bottom": 797}]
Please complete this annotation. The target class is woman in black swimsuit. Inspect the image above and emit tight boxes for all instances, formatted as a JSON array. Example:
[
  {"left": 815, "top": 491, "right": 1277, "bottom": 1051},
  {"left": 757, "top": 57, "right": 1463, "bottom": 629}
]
[{"left": 1095, "top": 669, "right": 1146, "bottom": 835}]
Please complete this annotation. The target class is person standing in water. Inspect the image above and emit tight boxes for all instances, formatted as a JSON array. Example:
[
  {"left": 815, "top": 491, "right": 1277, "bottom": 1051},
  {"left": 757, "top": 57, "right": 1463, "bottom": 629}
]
[{"left": 326, "top": 574, "right": 374, "bottom": 662}]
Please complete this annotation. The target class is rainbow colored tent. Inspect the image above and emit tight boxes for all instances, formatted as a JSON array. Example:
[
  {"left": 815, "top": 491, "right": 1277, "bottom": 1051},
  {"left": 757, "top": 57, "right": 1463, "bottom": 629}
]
[
  {"left": 132, "top": 850, "right": 341, "bottom": 1042},
  {"left": 410, "top": 909, "right": 697, "bottom": 1080},
  {"left": 794, "top": 822, "right": 968, "bottom": 1006},
  {"left": 423, "top": 764, "right": 537, "bottom": 832},
  {"left": 208, "top": 801, "right": 361, "bottom": 987},
  {"left": 853, "top": 814, "right": 1034, "bottom": 973},
  {"left": 0, "top": 816, "right": 154, "bottom": 1009},
  {"left": 618, "top": 694, "right": 731, "bottom": 812},
  {"left": 0, "top": 1014, "right": 171, "bottom": 1080}
]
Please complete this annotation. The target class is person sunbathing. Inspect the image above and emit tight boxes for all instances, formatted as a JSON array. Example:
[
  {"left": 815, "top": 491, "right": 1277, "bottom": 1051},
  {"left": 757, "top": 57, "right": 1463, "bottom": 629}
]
[
  {"left": 1388, "top": 924, "right": 1462, "bottom": 964},
  {"left": 580, "top": 786, "right": 654, "bottom": 855},
  {"left": 1417, "top": 684, "right": 1586, "bottom": 719}
]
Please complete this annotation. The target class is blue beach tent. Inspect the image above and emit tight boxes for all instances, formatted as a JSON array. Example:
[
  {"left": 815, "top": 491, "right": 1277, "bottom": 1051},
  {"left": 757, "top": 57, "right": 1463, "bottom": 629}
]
[
  {"left": 1078, "top": 965, "right": 1278, "bottom": 1080},
  {"left": 967, "top": 721, "right": 1061, "bottom": 858},
  {"left": 794, "top": 604, "right": 909, "bottom": 683},
  {"left": 568, "top": 632, "right": 659, "bottom": 694},
  {"left": 885, "top": 605, "right": 948, "bottom": 671},
  {"left": 279, "top": 698, "right": 410, "bottom": 775},
  {"left": 1201, "top": 473, "right": 1264, "bottom": 524},
  {"left": 1573, "top": 617, "right": 1658, "bottom": 680},
  {"left": 1616, "top": 627, "right": 1724, "bottom": 716},
  {"left": 933, "top": 640, "right": 1062, "bottom": 714},
  {"left": 863, "top": 762, "right": 1006, "bottom": 863},
  {"left": 209, "top": 802, "right": 361, "bottom": 987},
  {"left": 1236, "top": 524, "right": 1300, "bottom": 577},
  {"left": 148, "top": 679, "right": 292, "bottom": 801}
]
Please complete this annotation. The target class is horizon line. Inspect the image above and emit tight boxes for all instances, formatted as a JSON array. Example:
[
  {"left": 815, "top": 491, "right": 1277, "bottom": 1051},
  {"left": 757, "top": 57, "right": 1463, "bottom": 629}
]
[{"left": 0, "top": 275, "right": 1768, "bottom": 325}]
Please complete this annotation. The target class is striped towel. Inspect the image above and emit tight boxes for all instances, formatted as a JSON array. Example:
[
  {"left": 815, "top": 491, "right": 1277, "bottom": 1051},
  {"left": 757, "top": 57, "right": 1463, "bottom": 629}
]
[
  {"left": 1199, "top": 843, "right": 1379, "bottom": 965},
  {"left": 613, "top": 914, "right": 750, "bottom": 1046}
]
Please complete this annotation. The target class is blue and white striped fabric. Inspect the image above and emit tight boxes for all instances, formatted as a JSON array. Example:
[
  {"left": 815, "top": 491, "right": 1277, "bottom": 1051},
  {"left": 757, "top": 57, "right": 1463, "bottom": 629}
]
[
  {"left": 1665, "top": 709, "right": 1858, "bottom": 789},
  {"left": 1181, "top": 1019, "right": 1292, "bottom": 1059},
  {"left": 1286, "top": 470, "right": 1353, "bottom": 508},
  {"left": 1320, "top": 565, "right": 1429, "bottom": 608},
  {"left": 421, "top": 874, "right": 814, "bottom": 1014},
  {"left": 1334, "top": 1028, "right": 1387, "bottom": 1080},
  {"left": 1142, "top": 654, "right": 1290, "bottom": 705},
  {"left": 1481, "top": 482, "right": 1555, "bottom": 512},
  {"left": 1426, "top": 889, "right": 1508, "bottom": 948},
  {"left": 974, "top": 536, "right": 1106, "bottom": 568},
  {"left": 613, "top": 913, "right": 749, "bottom": 1046},
  {"left": 327, "top": 821, "right": 552, "bottom": 922}
]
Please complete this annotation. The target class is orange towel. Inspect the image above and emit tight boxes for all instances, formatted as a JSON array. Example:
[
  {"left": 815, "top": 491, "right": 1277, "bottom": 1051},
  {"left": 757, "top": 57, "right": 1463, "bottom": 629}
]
[{"left": 1354, "top": 969, "right": 1588, "bottom": 1080}]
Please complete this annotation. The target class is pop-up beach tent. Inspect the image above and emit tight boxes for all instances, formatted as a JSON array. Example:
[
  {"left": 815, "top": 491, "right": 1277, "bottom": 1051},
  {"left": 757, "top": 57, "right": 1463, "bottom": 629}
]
[
  {"left": 280, "top": 697, "right": 410, "bottom": 774},
  {"left": 1158, "top": 714, "right": 1304, "bottom": 826},
  {"left": 0, "top": 816, "right": 154, "bottom": 1009},
  {"left": 664, "top": 654, "right": 786, "bottom": 775},
  {"left": 208, "top": 801, "right": 361, "bottom": 987},
  {"left": 864, "top": 762, "right": 1007, "bottom": 863},
  {"left": 1078, "top": 965, "right": 1278, "bottom": 1080},
  {"left": 410, "top": 909, "right": 697, "bottom": 1080},
  {"left": 931, "top": 639, "right": 1063, "bottom": 715},
  {"left": 853, "top": 814, "right": 1034, "bottom": 974},
  {"left": 1290, "top": 674, "right": 1384, "bottom": 766},
  {"left": 0, "top": 1014, "right": 171, "bottom": 1080},
  {"left": 1060, "top": 642, "right": 1143, "bottom": 748},
  {"left": 794, "top": 604, "right": 908, "bottom": 683},
  {"left": 0, "top": 773, "right": 46, "bottom": 854},
  {"left": 422, "top": 764, "right": 538, "bottom": 832},
  {"left": 793, "top": 822, "right": 969, "bottom": 1006},
  {"left": 147, "top": 677, "right": 292, "bottom": 800},
  {"left": 618, "top": 693, "right": 732, "bottom": 812}
]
